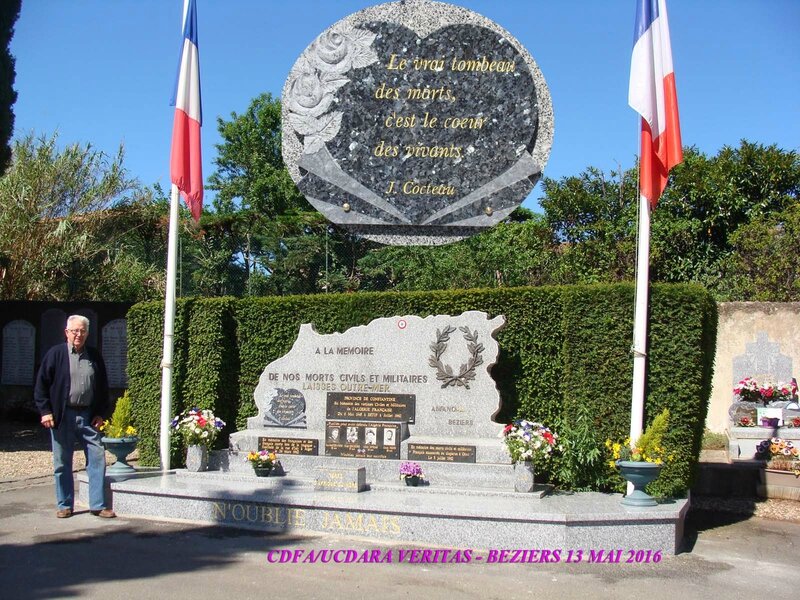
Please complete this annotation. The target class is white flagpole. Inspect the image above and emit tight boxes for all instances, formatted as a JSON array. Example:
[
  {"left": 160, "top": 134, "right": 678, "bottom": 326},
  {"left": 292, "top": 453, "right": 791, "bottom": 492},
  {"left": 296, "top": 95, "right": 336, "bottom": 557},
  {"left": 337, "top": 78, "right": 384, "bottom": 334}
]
[
  {"left": 628, "top": 192, "right": 651, "bottom": 494},
  {"left": 160, "top": 0, "right": 190, "bottom": 471},
  {"left": 159, "top": 185, "right": 180, "bottom": 470}
]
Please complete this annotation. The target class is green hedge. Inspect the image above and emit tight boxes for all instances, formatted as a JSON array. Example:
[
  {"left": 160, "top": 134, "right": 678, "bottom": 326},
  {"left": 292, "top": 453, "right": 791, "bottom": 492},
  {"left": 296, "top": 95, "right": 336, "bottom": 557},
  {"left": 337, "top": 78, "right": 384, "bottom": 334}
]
[{"left": 127, "top": 283, "right": 716, "bottom": 495}]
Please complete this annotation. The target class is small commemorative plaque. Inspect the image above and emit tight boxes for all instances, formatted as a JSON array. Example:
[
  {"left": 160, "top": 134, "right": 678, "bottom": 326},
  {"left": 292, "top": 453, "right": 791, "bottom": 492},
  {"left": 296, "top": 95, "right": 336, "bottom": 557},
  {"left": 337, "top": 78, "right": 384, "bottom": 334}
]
[
  {"left": 408, "top": 443, "right": 477, "bottom": 463},
  {"left": 258, "top": 437, "right": 319, "bottom": 456},
  {"left": 326, "top": 392, "right": 415, "bottom": 423}
]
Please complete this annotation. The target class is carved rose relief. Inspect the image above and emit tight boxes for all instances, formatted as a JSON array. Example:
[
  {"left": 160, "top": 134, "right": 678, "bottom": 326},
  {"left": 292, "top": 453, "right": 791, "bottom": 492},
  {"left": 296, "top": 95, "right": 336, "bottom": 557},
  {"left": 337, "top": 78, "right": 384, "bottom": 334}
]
[{"left": 285, "top": 26, "right": 378, "bottom": 154}]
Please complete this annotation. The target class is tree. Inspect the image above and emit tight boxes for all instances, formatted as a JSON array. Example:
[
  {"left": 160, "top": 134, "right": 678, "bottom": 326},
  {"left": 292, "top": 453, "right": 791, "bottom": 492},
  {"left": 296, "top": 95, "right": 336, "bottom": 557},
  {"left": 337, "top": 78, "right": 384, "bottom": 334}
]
[
  {"left": 0, "top": 0, "right": 20, "bottom": 176},
  {"left": 0, "top": 133, "right": 164, "bottom": 301},
  {"left": 537, "top": 141, "right": 800, "bottom": 299},
  {"left": 722, "top": 204, "right": 800, "bottom": 301},
  {"left": 651, "top": 142, "right": 800, "bottom": 290}
]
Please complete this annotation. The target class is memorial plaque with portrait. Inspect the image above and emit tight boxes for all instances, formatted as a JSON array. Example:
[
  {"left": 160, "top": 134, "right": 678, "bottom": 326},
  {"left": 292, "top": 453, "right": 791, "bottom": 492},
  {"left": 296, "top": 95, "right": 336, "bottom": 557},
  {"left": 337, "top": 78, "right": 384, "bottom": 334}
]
[{"left": 325, "top": 421, "right": 400, "bottom": 459}]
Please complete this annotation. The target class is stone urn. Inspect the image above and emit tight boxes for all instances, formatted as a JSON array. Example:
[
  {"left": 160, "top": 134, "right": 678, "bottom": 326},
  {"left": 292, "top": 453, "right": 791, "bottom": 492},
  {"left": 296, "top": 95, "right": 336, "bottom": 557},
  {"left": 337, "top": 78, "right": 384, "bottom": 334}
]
[
  {"left": 101, "top": 436, "right": 138, "bottom": 475},
  {"left": 513, "top": 461, "right": 535, "bottom": 493},
  {"left": 185, "top": 444, "right": 209, "bottom": 472},
  {"left": 617, "top": 460, "right": 662, "bottom": 506}
]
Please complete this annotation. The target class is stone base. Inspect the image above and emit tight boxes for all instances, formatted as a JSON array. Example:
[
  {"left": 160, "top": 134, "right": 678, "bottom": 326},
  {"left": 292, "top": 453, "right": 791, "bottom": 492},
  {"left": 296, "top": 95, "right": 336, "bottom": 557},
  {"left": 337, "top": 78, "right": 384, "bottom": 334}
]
[
  {"left": 230, "top": 429, "right": 509, "bottom": 464},
  {"left": 213, "top": 450, "right": 518, "bottom": 490},
  {"left": 757, "top": 469, "right": 800, "bottom": 500},
  {"left": 727, "top": 427, "right": 800, "bottom": 460},
  {"left": 79, "top": 471, "right": 689, "bottom": 555}
]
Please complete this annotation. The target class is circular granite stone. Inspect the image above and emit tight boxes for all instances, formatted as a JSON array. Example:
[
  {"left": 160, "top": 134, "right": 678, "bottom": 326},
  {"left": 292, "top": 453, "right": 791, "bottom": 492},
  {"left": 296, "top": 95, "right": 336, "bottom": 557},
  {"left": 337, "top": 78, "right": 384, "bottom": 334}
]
[{"left": 282, "top": 0, "right": 553, "bottom": 245}]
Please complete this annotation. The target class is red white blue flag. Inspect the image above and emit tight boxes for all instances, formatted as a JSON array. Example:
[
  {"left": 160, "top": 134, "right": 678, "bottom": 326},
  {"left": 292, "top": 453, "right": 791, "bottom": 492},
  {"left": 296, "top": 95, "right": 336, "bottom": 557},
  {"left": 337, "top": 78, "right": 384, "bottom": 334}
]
[
  {"left": 170, "top": 0, "right": 202, "bottom": 222},
  {"left": 629, "top": 0, "right": 682, "bottom": 208}
]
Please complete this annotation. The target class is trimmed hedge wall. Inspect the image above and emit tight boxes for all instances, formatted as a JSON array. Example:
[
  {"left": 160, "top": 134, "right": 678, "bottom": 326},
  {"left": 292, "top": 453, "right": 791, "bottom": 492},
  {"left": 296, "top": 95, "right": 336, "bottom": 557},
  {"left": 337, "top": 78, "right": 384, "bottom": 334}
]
[{"left": 127, "top": 283, "right": 716, "bottom": 496}]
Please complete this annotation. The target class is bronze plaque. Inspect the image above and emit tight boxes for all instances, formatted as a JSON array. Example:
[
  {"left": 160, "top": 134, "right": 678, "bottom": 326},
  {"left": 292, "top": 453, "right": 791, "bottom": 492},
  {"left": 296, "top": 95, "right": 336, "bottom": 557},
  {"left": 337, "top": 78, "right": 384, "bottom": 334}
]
[
  {"left": 258, "top": 437, "right": 319, "bottom": 456},
  {"left": 408, "top": 443, "right": 476, "bottom": 463},
  {"left": 325, "top": 421, "right": 400, "bottom": 459},
  {"left": 326, "top": 392, "right": 415, "bottom": 423}
]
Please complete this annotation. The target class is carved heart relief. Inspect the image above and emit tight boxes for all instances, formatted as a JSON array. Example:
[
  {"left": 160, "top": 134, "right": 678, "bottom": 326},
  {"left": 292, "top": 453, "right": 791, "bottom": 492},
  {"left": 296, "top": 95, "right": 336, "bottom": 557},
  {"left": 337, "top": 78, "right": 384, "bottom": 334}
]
[{"left": 283, "top": 4, "right": 551, "bottom": 244}]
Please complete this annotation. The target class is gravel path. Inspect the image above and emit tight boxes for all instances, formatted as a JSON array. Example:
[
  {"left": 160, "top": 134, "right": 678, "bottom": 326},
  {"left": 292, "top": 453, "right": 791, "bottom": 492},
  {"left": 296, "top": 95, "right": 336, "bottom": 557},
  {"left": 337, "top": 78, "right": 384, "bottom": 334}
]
[
  {"left": 2, "top": 419, "right": 799, "bottom": 522},
  {"left": 0, "top": 419, "right": 126, "bottom": 483}
]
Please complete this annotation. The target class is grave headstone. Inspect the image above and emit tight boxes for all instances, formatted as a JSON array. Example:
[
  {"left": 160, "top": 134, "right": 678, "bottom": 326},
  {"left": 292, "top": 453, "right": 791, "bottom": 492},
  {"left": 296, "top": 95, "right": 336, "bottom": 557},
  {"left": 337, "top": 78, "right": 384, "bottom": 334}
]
[
  {"left": 1, "top": 320, "right": 36, "bottom": 385},
  {"left": 102, "top": 319, "right": 128, "bottom": 388},
  {"left": 732, "top": 331, "right": 793, "bottom": 386},
  {"left": 39, "top": 308, "right": 66, "bottom": 359}
]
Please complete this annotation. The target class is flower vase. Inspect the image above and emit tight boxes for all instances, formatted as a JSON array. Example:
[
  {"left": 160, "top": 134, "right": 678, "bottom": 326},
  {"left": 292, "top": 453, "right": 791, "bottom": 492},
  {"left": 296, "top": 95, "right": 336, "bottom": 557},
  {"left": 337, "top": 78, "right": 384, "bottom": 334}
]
[
  {"left": 404, "top": 475, "right": 420, "bottom": 487},
  {"left": 102, "top": 436, "right": 138, "bottom": 475},
  {"left": 513, "top": 460, "right": 535, "bottom": 492},
  {"left": 253, "top": 466, "right": 273, "bottom": 478},
  {"left": 617, "top": 461, "right": 662, "bottom": 506},
  {"left": 186, "top": 444, "right": 209, "bottom": 472}
]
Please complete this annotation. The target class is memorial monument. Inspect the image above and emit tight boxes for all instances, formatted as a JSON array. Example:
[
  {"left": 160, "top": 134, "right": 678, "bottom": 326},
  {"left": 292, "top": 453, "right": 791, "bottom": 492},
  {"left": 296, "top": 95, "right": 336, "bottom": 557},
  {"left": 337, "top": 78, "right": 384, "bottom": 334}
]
[
  {"left": 92, "top": 1, "right": 689, "bottom": 554},
  {"left": 229, "top": 311, "right": 510, "bottom": 484}
]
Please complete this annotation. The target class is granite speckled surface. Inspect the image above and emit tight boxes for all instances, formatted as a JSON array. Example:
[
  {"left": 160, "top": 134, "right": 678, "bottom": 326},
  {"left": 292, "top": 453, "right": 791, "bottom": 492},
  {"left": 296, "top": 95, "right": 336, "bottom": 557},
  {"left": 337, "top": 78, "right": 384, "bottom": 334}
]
[
  {"left": 282, "top": 0, "right": 553, "bottom": 245},
  {"left": 93, "top": 473, "right": 687, "bottom": 553}
]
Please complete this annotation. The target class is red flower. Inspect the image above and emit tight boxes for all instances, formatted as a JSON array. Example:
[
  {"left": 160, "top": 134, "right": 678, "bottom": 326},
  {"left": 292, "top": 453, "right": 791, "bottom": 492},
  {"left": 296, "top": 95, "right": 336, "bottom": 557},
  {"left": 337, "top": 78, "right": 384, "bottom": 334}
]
[
  {"left": 503, "top": 424, "right": 514, "bottom": 435},
  {"left": 543, "top": 431, "right": 554, "bottom": 444},
  {"left": 197, "top": 417, "right": 207, "bottom": 427}
]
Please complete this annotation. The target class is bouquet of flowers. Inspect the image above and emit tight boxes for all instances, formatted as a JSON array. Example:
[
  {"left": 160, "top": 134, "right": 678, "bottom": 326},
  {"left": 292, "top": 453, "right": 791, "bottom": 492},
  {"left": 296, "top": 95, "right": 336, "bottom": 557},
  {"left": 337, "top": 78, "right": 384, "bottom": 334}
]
[
  {"left": 246, "top": 450, "right": 277, "bottom": 469},
  {"left": 734, "top": 377, "right": 796, "bottom": 406},
  {"left": 399, "top": 461, "right": 424, "bottom": 480},
  {"left": 756, "top": 437, "right": 799, "bottom": 460},
  {"left": 757, "top": 437, "right": 800, "bottom": 476},
  {"left": 170, "top": 407, "right": 225, "bottom": 447},
  {"left": 502, "top": 420, "right": 560, "bottom": 464}
]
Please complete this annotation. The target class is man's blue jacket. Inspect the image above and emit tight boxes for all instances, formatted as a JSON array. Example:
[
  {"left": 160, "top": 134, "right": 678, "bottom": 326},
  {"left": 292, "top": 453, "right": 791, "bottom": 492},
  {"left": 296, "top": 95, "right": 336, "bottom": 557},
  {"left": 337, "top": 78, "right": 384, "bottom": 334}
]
[{"left": 34, "top": 343, "right": 111, "bottom": 428}]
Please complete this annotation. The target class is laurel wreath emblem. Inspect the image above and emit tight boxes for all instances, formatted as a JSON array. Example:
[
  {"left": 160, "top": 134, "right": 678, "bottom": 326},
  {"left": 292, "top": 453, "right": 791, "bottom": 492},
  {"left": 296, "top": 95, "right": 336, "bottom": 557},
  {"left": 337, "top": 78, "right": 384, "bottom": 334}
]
[{"left": 428, "top": 325, "right": 485, "bottom": 389}]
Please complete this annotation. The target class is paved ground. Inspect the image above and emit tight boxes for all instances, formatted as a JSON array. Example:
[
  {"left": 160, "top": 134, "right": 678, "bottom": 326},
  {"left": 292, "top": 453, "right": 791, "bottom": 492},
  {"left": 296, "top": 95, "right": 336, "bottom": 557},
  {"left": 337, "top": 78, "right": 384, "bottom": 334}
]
[{"left": 0, "top": 476, "right": 797, "bottom": 600}]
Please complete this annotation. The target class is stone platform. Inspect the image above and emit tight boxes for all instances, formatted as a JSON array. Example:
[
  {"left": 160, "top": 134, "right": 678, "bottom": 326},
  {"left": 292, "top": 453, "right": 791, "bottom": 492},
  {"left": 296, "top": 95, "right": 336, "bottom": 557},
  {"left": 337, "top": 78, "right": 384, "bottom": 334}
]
[{"left": 80, "top": 469, "right": 689, "bottom": 555}]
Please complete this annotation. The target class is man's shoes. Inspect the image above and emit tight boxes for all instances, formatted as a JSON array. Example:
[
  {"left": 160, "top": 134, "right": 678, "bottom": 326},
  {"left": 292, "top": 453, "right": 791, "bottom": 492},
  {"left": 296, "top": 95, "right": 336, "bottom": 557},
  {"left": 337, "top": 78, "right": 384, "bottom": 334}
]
[
  {"left": 56, "top": 508, "right": 73, "bottom": 518},
  {"left": 90, "top": 509, "right": 116, "bottom": 518}
]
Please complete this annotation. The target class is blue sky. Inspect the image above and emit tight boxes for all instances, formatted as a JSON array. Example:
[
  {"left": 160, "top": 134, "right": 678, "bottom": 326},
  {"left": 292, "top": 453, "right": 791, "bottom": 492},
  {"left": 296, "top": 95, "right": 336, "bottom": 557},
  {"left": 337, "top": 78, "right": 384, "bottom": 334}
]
[{"left": 10, "top": 0, "right": 800, "bottom": 212}]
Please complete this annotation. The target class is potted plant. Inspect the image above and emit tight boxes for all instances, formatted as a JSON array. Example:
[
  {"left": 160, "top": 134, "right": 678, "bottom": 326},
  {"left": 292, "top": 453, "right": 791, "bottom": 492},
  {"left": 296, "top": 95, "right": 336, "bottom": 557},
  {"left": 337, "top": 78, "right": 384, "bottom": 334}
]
[
  {"left": 502, "top": 419, "right": 560, "bottom": 492},
  {"left": 606, "top": 408, "right": 671, "bottom": 506},
  {"left": 170, "top": 407, "right": 226, "bottom": 472},
  {"left": 246, "top": 450, "right": 278, "bottom": 477},
  {"left": 399, "top": 461, "right": 424, "bottom": 486},
  {"left": 100, "top": 391, "right": 138, "bottom": 475}
]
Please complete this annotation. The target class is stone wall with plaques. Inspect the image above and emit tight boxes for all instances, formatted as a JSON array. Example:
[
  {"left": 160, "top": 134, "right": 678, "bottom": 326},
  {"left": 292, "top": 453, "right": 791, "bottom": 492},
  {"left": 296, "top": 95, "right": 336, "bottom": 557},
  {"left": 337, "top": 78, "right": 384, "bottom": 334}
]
[
  {"left": 230, "top": 311, "right": 508, "bottom": 464},
  {"left": 0, "top": 301, "right": 131, "bottom": 414},
  {"left": 282, "top": 0, "right": 552, "bottom": 245}
]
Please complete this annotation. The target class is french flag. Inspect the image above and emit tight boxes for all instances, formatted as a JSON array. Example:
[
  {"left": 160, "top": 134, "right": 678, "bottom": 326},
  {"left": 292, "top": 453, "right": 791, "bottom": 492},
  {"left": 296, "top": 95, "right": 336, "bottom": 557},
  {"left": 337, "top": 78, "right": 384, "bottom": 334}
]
[
  {"left": 629, "top": 0, "right": 682, "bottom": 208},
  {"left": 170, "top": 0, "right": 202, "bottom": 222}
]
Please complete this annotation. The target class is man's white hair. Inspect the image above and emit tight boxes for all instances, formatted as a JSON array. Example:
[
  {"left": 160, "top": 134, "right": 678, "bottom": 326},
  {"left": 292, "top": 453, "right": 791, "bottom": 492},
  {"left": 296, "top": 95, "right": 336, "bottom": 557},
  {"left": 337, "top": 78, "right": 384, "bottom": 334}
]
[{"left": 66, "top": 315, "right": 90, "bottom": 331}]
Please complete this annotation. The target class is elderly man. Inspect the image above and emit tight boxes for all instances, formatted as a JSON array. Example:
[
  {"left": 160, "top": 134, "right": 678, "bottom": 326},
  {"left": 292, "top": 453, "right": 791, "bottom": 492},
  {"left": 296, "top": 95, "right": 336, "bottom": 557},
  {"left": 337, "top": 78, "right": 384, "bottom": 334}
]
[{"left": 34, "top": 315, "right": 115, "bottom": 518}]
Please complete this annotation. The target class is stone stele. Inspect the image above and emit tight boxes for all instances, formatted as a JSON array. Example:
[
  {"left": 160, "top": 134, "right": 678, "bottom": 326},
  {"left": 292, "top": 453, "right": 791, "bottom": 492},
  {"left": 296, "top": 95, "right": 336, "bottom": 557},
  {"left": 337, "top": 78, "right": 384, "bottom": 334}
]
[
  {"left": 282, "top": 0, "right": 553, "bottom": 245},
  {"left": 237, "top": 311, "right": 507, "bottom": 463}
]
